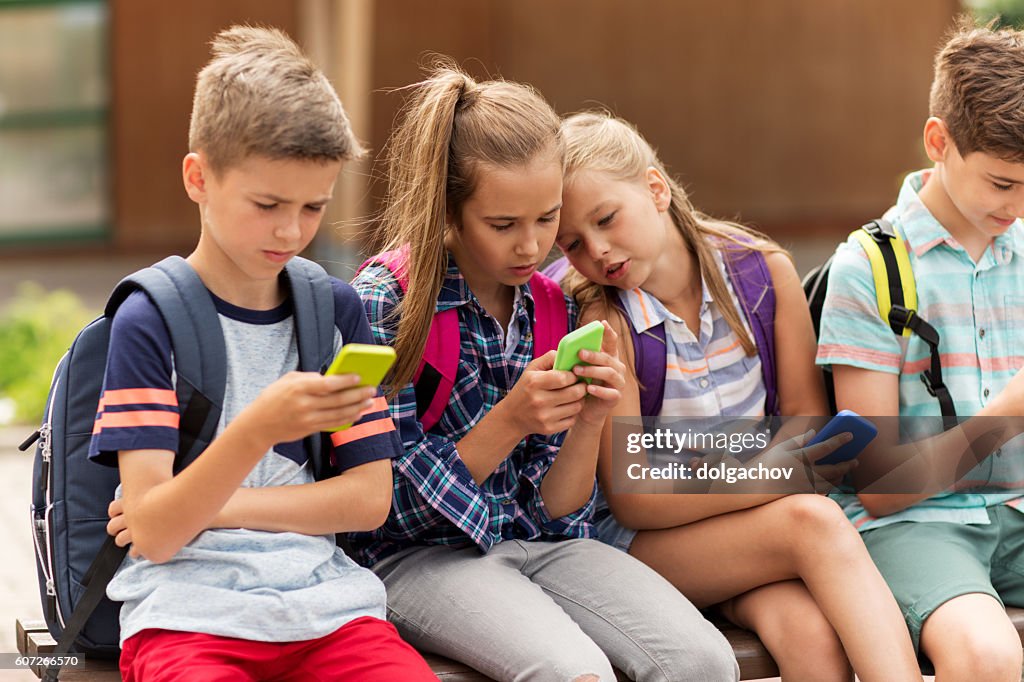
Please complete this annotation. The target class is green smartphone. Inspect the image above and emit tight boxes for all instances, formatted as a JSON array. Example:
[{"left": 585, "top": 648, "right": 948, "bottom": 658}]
[
  {"left": 324, "top": 343, "right": 396, "bottom": 431},
  {"left": 553, "top": 320, "right": 605, "bottom": 383}
]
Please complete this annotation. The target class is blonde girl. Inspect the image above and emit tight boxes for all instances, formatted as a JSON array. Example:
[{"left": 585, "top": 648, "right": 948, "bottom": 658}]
[
  {"left": 348, "top": 67, "right": 739, "bottom": 682},
  {"left": 554, "top": 111, "right": 922, "bottom": 682}
]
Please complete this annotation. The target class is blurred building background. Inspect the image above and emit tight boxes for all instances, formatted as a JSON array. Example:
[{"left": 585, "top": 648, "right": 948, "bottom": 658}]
[{"left": 1, "top": 0, "right": 965, "bottom": 278}]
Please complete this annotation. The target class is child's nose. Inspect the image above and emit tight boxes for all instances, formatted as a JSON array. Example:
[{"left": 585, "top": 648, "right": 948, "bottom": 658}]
[
  {"left": 586, "top": 238, "right": 609, "bottom": 260},
  {"left": 274, "top": 213, "right": 302, "bottom": 241},
  {"left": 515, "top": 230, "right": 541, "bottom": 258}
]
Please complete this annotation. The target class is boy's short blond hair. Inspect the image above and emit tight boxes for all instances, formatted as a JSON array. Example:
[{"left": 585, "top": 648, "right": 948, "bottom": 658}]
[
  {"left": 189, "top": 25, "right": 364, "bottom": 174},
  {"left": 930, "top": 17, "right": 1024, "bottom": 162}
]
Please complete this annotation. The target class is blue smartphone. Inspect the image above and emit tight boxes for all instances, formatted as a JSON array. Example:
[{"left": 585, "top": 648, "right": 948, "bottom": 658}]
[{"left": 806, "top": 410, "right": 878, "bottom": 465}]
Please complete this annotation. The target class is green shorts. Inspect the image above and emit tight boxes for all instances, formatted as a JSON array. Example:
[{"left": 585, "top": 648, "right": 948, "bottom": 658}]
[{"left": 861, "top": 504, "right": 1024, "bottom": 653}]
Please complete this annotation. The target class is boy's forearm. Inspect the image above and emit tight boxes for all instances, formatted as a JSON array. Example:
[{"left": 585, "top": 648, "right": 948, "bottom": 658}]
[
  {"left": 856, "top": 410, "right": 1024, "bottom": 515},
  {"left": 212, "top": 459, "right": 393, "bottom": 535},
  {"left": 122, "top": 414, "right": 274, "bottom": 563},
  {"left": 539, "top": 420, "right": 602, "bottom": 519}
]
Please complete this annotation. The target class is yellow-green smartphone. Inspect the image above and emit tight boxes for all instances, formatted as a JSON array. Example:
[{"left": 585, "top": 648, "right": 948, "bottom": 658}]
[
  {"left": 324, "top": 343, "right": 396, "bottom": 431},
  {"left": 553, "top": 320, "right": 605, "bottom": 383}
]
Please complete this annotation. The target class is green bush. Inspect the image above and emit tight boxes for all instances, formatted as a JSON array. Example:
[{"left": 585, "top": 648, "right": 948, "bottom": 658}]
[
  {"left": 970, "top": 0, "right": 1024, "bottom": 28},
  {"left": 0, "top": 283, "right": 96, "bottom": 424}
]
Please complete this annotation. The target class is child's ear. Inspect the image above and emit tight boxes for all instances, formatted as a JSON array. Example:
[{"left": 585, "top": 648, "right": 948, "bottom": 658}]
[
  {"left": 182, "top": 152, "right": 209, "bottom": 203},
  {"left": 646, "top": 167, "right": 672, "bottom": 212},
  {"left": 923, "top": 117, "right": 952, "bottom": 164}
]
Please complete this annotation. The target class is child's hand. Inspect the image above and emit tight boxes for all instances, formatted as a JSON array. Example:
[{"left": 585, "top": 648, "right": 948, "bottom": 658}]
[
  {"left": 107, "top": 498, "right": 141, "bottom": 558},
  {"left": 501, "top": 352, "right": 589, "bottom": 436},
  {"left": 243, "top": 372, "right": 379, "bottom": 445},
  {"left": 757, "top": 429, "right": 857, "bottom": 493},
  {"left": 570, "top": 322, "right": 625, "bottom": 427}
]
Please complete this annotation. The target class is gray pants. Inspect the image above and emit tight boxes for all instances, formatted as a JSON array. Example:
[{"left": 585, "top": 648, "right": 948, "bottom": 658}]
[{"left": 373, "top": 538, "right": 738, "bottom": 682}]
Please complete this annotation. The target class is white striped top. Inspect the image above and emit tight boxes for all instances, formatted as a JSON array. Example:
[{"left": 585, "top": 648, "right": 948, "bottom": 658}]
[{"left": 616, "top": 250, "right": 766, "bottom": 419}]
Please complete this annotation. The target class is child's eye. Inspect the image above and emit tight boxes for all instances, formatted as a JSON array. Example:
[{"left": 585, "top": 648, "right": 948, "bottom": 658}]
[
  {"left": 597, "top": 211, "right": 617, "bottom": 227},
  {"left": 562, "top": 239, "right": 580, "bottom": 253},
  {"left": 539, "top": 213, "right": 559, "bottom": 224},
  {"left": 490, "top": 222, "right": 514, "bottom": 231},
  {"left": 304, "top": 204, "right": 326, "bottom": 213},
  {"left": 256, "top": 202, "right": 278, "bottom": 211},
  {"left": 994, "top": 182, "right": 1013, "bottom": 192}
]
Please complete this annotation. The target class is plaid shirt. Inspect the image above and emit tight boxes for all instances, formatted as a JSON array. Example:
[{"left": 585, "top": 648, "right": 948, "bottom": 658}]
[{"left": 348, "top": 255, "right": 597, "bottom": 566}]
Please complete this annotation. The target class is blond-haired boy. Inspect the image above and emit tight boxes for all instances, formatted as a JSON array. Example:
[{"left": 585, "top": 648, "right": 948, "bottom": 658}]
[
  {"left": 92, "top": 25, "right": 436, "bottom": 681},
  {"left": 818, "top": 19, "right": 1024, "bottom": 679}
]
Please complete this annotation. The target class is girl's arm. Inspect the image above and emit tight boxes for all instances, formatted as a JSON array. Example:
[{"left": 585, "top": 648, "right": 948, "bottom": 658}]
[
  {"left": 537, "top": 323, "right": 625, "bottom": 519},
  {"left": 455, "top": 354, "right": 588, "bottom": 483},
  {"left": 594, "top": 302, "right": 792, "bottom": 530},
  {"left": 764, "top": 251, "right": 829, "bottom": 417}
]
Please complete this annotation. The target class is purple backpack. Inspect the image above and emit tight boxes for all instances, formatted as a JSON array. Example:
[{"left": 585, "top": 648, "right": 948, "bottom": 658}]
[
  {"left": 542, "top": 246, "right": 778, "bottom": 417},
  {"left": 360, "top": 247, "right": 569, "bottom": 432}
]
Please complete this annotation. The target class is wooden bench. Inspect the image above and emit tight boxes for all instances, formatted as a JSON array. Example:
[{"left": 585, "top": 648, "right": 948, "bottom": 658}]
[{"left": 15, "top": 616, "right": 780, "bottom": 680}]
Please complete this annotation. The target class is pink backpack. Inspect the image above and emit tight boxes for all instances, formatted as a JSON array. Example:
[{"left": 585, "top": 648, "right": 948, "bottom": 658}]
[{"left": 359, "top": 247, "right": 568, "bottom": 431}]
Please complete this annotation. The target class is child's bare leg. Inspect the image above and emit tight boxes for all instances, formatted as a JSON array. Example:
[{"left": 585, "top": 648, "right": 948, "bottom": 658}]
[
  {"left": 721, "top": 580, "right": 851, "bottom": 682},
  {"left": 628, "top": 494, "right": 920, "bottom": 681},
  {"left": 921, "top": 593, "right": 1021, "bottom": 682}
]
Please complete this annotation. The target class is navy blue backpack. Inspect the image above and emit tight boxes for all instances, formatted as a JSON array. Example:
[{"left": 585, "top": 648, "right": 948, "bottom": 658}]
[
  {"left": 543, "top": 246, "right": 779, "bottom": 417},
  {"left": 20, "top": 256, "right": 336, "bottom": 680}
]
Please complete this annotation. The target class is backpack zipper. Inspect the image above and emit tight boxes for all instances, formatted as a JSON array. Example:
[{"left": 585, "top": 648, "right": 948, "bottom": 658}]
[{"left": 37, "top": 370, "right": 66, "bottom": 628}]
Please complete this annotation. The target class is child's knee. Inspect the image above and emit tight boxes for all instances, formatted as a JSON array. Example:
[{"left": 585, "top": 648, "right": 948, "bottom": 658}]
[
  {"left": 651, "top": 629, "right": 738, "bottom": 682},
  {"left": 934, "top": 627, "right": 1022, "bottom": 680},
  {"left": 550, "top": 654, "right": 616, "bottom": 682},
  {"left": 774, "top": 494, "right": 853, "bottom": 543}
]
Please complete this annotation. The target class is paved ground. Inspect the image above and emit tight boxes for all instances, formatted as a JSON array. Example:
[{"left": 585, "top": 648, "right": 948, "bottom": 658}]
[{"left": 1, "top": 427, "right": 43, "bottom": 681}]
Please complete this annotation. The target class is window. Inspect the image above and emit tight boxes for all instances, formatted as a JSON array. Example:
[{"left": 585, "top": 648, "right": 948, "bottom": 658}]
[{"left": 0, "top": 0, "right": 108, "bottom": 244}]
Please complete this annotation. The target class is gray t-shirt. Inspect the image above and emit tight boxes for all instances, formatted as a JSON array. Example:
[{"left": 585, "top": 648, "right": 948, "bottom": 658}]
[{"left": 89, "top": 282, "right": 399, "bottom": 644}]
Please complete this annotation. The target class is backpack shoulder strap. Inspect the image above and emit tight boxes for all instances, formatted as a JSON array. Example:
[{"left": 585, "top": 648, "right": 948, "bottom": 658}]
[
  {"left": 284, "top": 256, "right": 336, "bottom": 373},
  {"left": 359, "top": 247, "right": 458, "bottom": 433},
  {"left": 612, "top": 295, "right": 667, "bottom": 417},
  {"left": 851, "top": 219, "right": 917, "bottom": 337},
  {"left": 283, "top": 256, "right": 336, "bottom": 477},
  {"left": 529, "top": 271, "right": 569, "bottom": 357},
  {"left": 359, "top": 247, "right": 412, "bottom": 293},
  {"left": 106, "top": 255, "right": 226, "bottom": 469},
  {"left": 43, "top": 536, "right": 126, "bottom": 680},
  {"left": 853, "top": 219, "right": 955, "bottom": 425},
  {"left": 721, "top": 245, "right": 779, "bottom": 416}
]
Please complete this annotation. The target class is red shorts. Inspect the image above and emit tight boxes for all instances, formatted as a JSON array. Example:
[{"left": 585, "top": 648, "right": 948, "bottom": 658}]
[{"left": 119, "top": 616, "right": 438, "bottom": 681}]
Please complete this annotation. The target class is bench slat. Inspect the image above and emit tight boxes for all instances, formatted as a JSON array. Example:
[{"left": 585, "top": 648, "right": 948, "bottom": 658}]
[{"left": 51, "top": 609, "right": 1024, "bottom": 681}]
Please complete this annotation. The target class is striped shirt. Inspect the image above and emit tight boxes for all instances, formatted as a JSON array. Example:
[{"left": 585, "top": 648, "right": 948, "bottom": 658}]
[
  {"left": 593, "top": 250, "right": 766, "bottom": 539},
  {"left": 348, "top": 254, "right": 596, "bottom": 567},
  {"left": 617, "top": 250, "right": 766, "bottom": 419},
  {"left": 816, "top": 169, "right": 1024, "bottom": 530}
]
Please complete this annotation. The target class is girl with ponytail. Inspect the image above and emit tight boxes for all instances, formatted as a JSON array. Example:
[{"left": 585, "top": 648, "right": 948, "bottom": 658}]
[{"left": 349, "top": 64, "right": 739, "bottom": 682}]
